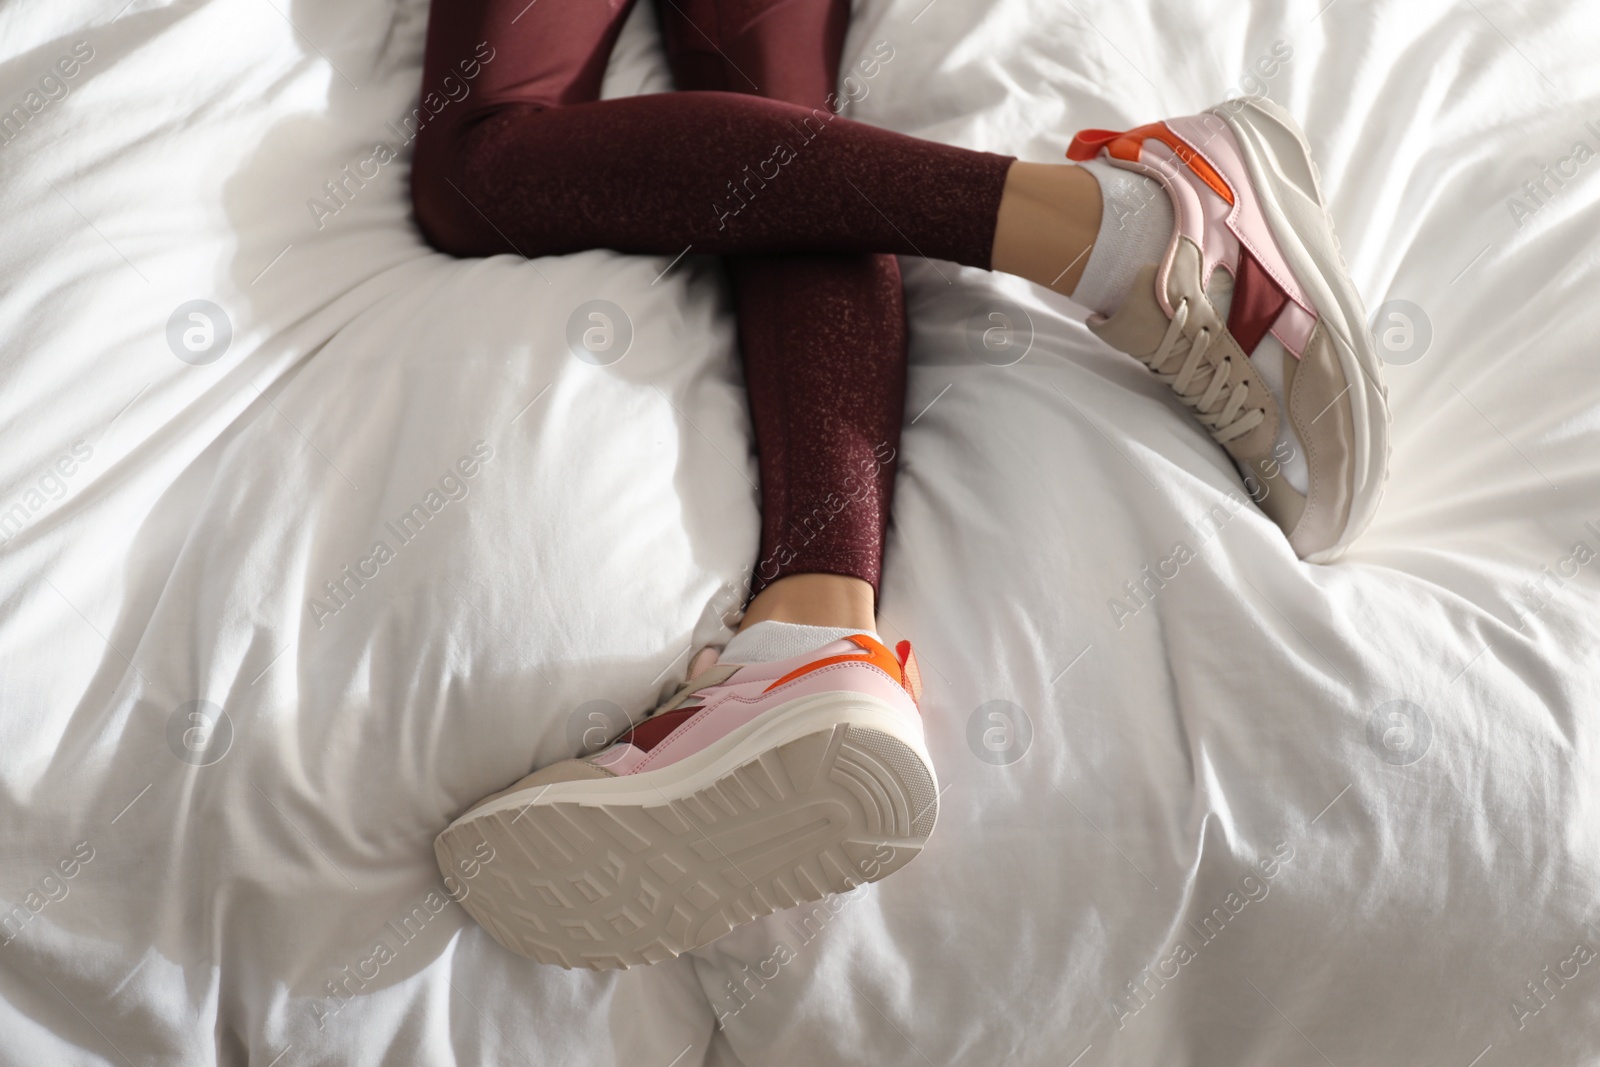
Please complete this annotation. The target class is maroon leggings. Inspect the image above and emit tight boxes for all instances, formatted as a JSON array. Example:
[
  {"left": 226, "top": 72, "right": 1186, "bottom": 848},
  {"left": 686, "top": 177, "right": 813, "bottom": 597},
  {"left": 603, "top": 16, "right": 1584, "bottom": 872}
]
[{"left": 411, "top": 0, "right": 1014, "bottom": 600}]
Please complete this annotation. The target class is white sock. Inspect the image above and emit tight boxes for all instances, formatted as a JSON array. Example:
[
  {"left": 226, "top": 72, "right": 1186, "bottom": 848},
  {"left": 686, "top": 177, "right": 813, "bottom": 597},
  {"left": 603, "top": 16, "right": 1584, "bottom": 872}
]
[
  {"left": 721, "top": 620, "right": 876, "bottom": 665},
  {"left": 1070, "top": 158, "right": 1174, "bottom": 317}
]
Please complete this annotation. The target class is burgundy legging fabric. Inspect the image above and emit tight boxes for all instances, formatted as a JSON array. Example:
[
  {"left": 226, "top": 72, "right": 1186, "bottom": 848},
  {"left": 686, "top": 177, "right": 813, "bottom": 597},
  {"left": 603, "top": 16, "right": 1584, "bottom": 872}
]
[{"left": 411, "top": 0, "right": 1015, "bottom": 599}]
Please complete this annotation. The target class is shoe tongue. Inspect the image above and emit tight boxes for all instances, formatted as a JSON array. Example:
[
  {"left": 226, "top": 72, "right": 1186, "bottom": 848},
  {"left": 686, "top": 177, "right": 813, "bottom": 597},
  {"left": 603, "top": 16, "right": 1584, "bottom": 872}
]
[
  {"left": 1086, "top": 262, "right": 1168, "bottom": 358},
  {"left": 1206, "top": 264, "right": 1234, "bottom": 321},
  {"left": 1206, "top": 266, "right": 1279, "bottom": 404},
  {"left": 685, "top": 645, "right": 720, "bottom": 681},
  {"left": 1207, "top": 267, "right": 1309, "bottom": 492},
  {"left": 1210, "top": 267, "right": 1291, "bottom": 418}
]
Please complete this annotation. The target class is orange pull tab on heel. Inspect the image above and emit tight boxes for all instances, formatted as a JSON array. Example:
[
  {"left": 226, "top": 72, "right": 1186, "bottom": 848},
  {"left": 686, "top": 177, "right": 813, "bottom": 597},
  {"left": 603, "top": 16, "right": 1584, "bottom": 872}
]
[
  {"left": 895, "top": 640, "right": 924, "bottom": 709},
  {"left": 1068, "top": 128, "right": 1118, "bottom": 160}
]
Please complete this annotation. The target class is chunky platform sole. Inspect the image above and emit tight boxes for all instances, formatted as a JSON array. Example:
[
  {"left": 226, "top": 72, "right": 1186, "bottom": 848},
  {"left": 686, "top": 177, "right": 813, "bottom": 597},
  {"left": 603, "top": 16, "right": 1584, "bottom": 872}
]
[
  {"left": 436, "top": 695, "right": 939, "bottom": 970},
  {"left": 1217, "top": 95, "right": 1392, "bottom": 563}
]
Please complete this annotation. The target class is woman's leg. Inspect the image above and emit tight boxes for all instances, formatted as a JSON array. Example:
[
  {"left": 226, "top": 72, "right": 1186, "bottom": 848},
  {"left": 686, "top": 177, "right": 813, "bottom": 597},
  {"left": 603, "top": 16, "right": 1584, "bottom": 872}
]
[
  {"left": 411, "top": 2, "right": 1103, "bottom": 294},
  {"left": 652, "top": 0, "right": 907, "bottom": 634},
  {"left": 411, "top": 0, "right": 644, "bottom": 254}
]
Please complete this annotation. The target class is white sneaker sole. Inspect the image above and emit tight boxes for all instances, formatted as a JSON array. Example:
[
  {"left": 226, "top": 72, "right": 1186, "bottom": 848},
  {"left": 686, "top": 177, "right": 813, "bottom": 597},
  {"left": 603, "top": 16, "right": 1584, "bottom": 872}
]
[
  {"left": 1215, "top": 95, "right": 1392, "bottom": 563},
  {"left": 435, "top": 693, "right": 939, "bottom": 970}
]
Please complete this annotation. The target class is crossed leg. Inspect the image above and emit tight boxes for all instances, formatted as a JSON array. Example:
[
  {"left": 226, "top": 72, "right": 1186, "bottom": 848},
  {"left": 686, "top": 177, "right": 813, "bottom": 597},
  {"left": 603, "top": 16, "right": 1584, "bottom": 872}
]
[{"left": 410, "top": 0, "right": 1103, "bottom": 627}]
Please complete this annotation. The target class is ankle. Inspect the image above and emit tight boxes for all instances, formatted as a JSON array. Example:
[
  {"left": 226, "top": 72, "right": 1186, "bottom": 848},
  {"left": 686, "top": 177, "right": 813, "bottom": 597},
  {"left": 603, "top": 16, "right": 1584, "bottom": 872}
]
[
  {"left": 990, "top": 161, "right": 1102, "bottom": 294},
  {"left": 741, "top": 572, "right": 876, "bottom": 632}
]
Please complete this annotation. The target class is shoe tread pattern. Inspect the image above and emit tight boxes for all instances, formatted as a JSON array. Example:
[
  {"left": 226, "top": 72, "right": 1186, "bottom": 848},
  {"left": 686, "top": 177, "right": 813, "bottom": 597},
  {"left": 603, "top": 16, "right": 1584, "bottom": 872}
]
[{"left": 436, "top": 724, "right": 937, "bottom": 970}]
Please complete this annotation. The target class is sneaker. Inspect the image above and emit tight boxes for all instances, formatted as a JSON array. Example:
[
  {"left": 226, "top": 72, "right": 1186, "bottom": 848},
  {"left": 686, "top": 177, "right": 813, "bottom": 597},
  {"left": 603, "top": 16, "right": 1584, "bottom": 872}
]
[
  {"left": 435, "top": 633, "right": 937, "bottom": 970},
  {"left": 1068, "top": 95, "right": 1389, "bottom": 562}
]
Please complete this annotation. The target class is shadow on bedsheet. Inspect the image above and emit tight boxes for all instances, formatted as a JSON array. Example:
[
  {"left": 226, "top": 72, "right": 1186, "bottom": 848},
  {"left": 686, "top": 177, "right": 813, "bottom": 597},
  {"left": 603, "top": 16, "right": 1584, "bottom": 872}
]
[
  {"left": 0, "top": 7, "right": 182, "bottom": 120},
  {"left": 184, "top": 0, "right": 738, "bottom": 1037}
]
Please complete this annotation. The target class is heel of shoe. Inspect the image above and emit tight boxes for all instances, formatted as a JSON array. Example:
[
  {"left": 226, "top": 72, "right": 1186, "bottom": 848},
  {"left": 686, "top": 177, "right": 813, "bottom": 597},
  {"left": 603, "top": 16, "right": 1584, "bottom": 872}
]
[
  {"left": 836, "top": 724, "right": 939, "bottom": 844},
  {"left": 1227, "top": 96, "right": 1326, "bottom": 210}
]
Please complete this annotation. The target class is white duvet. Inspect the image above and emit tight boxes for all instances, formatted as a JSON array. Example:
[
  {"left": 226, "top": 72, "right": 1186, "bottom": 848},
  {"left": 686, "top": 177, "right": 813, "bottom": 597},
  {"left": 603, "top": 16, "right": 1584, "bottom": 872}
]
[{"left": 3, "top": 0, "right": 1599, "bottom": 1064}]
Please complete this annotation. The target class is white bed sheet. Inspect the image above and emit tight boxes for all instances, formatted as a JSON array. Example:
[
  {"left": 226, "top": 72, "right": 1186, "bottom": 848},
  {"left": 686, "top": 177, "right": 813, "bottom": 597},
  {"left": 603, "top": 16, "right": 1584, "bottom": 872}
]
[{"left": 2, "top": 0, "right": 1598, "bottom": 1064}]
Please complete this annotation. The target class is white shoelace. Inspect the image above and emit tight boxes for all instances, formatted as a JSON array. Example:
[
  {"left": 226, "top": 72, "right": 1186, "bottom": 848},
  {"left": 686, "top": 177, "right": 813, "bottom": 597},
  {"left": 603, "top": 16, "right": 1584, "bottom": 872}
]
[{"left": 1145, "top": 299, "right": 1265, "bottom": 444}]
